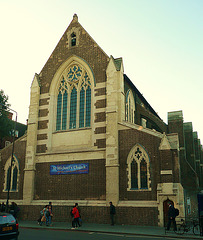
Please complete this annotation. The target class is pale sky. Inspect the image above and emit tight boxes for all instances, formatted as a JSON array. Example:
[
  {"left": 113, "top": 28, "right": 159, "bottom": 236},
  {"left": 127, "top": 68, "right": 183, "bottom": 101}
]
[{"left": 0, "top": 0, "right": 203, "bottom": 144}]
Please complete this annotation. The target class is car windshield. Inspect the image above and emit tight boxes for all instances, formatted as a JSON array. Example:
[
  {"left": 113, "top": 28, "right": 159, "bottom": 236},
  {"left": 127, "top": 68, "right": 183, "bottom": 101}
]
[{"left": 0, "top": 215, "right": 15, "bottom": 224}]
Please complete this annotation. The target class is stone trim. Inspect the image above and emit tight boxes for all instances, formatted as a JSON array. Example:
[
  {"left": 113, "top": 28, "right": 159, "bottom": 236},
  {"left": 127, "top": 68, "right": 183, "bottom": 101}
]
[
  {"left": 118, "top": 122, "right": 163, "bottom": 138},
  {"left": 95, "top": 108, "right": 106, "bottom": 113},
  {"left": 160, "top": 170, "right": 172, "bottom": 175},
  {"left": 118, "top": 201, "right": 157, "bottom": 207},
  {"left": 94, "top": 95, "right": 107, "bottom": 101},
  {"left": 94, "top": 122, "right": 106, "bottom": 127},
  {"left": 31, "top": 200, "right": 106, "bottom": 206},
  {"left": 94, "top": 134, "right": 106, "bottom": 139},
  {"left": 35, "top": 150, "right": 106, "bottom": 163},
  {"left": 95, "top": 82, "right": 106, "bottom": 89}
]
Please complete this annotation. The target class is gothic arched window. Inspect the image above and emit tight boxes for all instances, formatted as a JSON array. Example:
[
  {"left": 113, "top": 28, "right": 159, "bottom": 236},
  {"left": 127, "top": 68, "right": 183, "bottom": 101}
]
[
  {"left": 56, "top": 64, "right": 92, "bottom": 131},
  {"left": 4, "top": 156, "right": 19, "bottom": 192},
  {"left": 125, "top": 90, "right": 135, "bottom": 124},
  {"left": 127, "top": 144, "right": 151, "bottom": 190}
]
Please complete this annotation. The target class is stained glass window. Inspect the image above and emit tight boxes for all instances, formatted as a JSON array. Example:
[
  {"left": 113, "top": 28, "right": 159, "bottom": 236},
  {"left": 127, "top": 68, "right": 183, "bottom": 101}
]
[
  {"left": 85, "top": 86, "right": 91, "bottom": 127},
  {"left": 69, "top": 87, "right": 77, "bottom": 129},
  {"left": 140, "top": 159, "right": 148, "bottom": 189},
  {"left": 131, "top": 160, "right": 138, "bottom": 189},
  {"left": 79, "top": 88, "right": 85, "bottom": 128},
  {"left": 125, "top": 90, "right": 135, "bottom": 123},
  {"left": 62, "top": 91, "right": 68, "bottom": 130},
  {"left": 56, "top": 64, "right": 92, "bottom": 131},
  {"left": 4, "top": 158, "right": 19, "bottom": 192},
  {"left": 56, "top": 92, "right": 62, "bottom": 131},
  {"left": 127, "top": 145, "right": 150, "bottom": 190},
  {"left": 6, "top": 167, "right": 11, "bottom": 191},
  {"left": 12, "top": 167, "right": 18, "bottom": 191}
]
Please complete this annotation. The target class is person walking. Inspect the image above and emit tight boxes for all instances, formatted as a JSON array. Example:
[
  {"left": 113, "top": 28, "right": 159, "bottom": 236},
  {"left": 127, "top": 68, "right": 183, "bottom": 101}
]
[
  {"left": 47, "top": 202, "right": 53, "bottom": 226},
  {"left": 166, "top": 202, "right": 177, "bottom": 231},
  {"left": 109, "top": 201, "right": 116, "bottom": 226},
  {"left": 40, "top": 205, "right": 49, "bottom": 226},
  {"left": 70, "top": 206, "right": 75, "bottom": 228},
  {"left": 45, "top": 205, "right": 51, "bottom": 226},
  {"left": 71, "top": 203, "right": 80, "bottom": 229}
]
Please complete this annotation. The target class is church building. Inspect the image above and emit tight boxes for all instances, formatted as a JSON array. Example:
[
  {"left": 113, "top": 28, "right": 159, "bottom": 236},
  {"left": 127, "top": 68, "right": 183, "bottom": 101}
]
[{"left": 0, "top": 14, "right": 202, "bottom": 226}]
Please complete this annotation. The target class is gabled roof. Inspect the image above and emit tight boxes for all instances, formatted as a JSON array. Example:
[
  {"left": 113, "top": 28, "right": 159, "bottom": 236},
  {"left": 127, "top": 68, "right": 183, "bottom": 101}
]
[{"left": 159, "top": 133, "right": 179, "bottom": 150}]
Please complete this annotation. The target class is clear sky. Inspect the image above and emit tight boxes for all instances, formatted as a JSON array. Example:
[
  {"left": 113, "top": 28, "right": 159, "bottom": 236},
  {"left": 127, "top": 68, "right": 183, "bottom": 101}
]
[{"left": 0, "top": 0, "right": 203, "bottom": 144}]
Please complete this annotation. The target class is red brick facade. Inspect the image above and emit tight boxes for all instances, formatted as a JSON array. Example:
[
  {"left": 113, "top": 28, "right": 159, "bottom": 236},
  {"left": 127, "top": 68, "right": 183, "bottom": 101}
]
[{"left": 0, "top": 14, "right": 202, "bottom": 227}]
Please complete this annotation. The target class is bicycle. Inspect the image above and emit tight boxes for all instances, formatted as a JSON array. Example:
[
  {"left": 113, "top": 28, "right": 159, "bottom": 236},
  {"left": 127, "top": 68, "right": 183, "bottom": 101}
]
[{"left": 174, "top": 218, "right": 200, "bottom": 235}]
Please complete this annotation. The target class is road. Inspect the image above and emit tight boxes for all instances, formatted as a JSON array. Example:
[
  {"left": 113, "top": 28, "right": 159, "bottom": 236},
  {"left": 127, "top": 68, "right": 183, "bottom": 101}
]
[{"left": 18, "top": 227, "right": 195, "bottom": 240}]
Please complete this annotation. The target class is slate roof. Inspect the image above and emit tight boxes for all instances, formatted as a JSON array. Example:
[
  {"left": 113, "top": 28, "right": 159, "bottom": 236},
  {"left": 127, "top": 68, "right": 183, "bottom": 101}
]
[{"left": 124, "top": 74, "right": 161, "bottom": 119}]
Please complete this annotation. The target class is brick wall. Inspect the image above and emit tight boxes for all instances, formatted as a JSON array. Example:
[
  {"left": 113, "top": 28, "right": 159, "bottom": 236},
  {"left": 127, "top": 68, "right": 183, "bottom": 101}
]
[
  {"left": 119, "top": 128, "right": 162, "bottom": 201},
  {"left": 17, "top": 205, "right": 158, "bottom": 226},
  {"left": 168, "top": 119, "right": 184, "bottom": 147},
  {"left": 34, "top": 159, "right": 106, "bottom": 200}
]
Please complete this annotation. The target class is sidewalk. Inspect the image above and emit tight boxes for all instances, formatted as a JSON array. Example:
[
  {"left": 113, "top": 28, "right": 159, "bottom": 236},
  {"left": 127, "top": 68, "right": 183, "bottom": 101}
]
[{"left": 19, "top": 220, "right": 202, "bottom": 239}]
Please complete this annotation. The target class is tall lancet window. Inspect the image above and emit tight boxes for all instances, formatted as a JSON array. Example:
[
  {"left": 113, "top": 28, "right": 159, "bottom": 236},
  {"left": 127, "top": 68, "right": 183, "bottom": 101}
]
[
  {"left": 125, "top": 90, "right": 135, "bottom": 124},
  {"left": 69, "top": 87, "right": 77, "bottom": 129},
  {"left": 127, "top": 144, "right": 151, "bottom": 191},
  {"left": 56, "top": 64, "right": 92, "bottom": 131},
  {"left": 56, "top": 78, "right": 68, "bottom": 131},
  {"left": 4, "top": 156, "right": 19, "bottom": 192},
  {"left": 71, "top": 32, "right": 76, "bottom": 46}
]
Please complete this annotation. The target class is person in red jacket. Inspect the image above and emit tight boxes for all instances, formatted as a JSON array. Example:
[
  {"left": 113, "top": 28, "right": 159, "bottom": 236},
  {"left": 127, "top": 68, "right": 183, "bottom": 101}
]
[{"left": 71, "top": 203, "right": 80, "bottom": 229}]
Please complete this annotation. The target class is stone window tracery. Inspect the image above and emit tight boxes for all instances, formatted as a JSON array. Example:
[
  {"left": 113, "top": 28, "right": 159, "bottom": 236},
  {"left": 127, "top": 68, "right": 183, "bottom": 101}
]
[
  {"left": 127, "top": 144, "right": 151, "bottom": 191},
  {"left": 56, "top": 64, "right": 92, "bottom": 131},
  {"left": 4, "top": 156, "right": 19, "bottom": 192}
]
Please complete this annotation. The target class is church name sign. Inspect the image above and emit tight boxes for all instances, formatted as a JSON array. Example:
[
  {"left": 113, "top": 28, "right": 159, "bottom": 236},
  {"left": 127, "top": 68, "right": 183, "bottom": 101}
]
[{"left": 50, "top": 163, "right": 89, "bottom": 175}]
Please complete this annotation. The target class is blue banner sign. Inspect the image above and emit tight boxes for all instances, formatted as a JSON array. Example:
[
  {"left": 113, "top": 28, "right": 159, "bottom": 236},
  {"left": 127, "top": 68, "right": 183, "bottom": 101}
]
[{"left": 50, "top": 163, "right": 89, "bottom": 175}]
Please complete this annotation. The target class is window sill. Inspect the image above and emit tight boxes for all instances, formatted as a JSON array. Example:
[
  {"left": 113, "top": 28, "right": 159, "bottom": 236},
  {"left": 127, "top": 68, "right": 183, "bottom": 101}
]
[
  {"left": 53, "top": 127, "right": 91, "bottom": 134},
  {"left": 127, "top": 188, "right": 151, "bottom": 192},
  {"left": 3, "top": 190, "right": 18, "bottom": 193}
]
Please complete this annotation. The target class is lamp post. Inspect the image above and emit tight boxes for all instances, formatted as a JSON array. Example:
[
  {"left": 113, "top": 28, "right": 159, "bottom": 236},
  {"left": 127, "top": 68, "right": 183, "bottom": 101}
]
[{"left": 0, "top": 103, "right": 17, "bottom": 212}]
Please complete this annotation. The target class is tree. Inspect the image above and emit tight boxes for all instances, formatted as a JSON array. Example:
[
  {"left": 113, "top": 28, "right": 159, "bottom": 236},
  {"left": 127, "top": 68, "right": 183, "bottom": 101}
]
[{"left": 0, "top": 89, "right": 14, "bottom": 140}]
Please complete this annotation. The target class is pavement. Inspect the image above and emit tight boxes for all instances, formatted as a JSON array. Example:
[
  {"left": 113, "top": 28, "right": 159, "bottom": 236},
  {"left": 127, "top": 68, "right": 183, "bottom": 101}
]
[{"left": 18, "top": 220, "right": 203, "bottom": 239}]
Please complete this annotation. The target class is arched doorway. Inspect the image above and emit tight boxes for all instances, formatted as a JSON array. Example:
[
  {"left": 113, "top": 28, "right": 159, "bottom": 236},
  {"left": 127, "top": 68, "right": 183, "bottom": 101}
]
[{"left": 163, "top": 199, "right": 174, "bottom": 227}]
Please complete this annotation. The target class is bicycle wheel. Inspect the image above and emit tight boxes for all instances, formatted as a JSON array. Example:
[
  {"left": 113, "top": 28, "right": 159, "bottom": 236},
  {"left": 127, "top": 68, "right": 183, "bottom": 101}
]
[
  {"left": 174, "top": 224, "right": 185, "bottom": 235},
  {"left": 193, "top": 224, "right": 200, "bottom": 235}
]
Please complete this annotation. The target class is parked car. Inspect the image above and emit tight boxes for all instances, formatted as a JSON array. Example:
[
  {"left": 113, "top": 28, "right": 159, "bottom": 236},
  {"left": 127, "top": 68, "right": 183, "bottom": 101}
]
[{"left": 0, "top": 212, "right": 19, "bottom": 239}]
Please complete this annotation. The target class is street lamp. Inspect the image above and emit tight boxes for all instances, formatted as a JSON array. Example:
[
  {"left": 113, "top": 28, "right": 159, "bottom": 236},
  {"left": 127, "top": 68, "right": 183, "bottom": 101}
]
[{"left": 0, "top": 103, "right": 17, "bottom": 212}]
